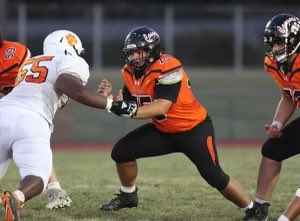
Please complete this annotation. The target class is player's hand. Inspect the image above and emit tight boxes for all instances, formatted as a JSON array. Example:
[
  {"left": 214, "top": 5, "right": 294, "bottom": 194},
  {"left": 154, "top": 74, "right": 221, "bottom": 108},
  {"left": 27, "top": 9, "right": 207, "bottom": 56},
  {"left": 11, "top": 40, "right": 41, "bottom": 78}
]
[
  {"left": 110, "top": 100, "right": 138, "bottom": 118},
  {"left": 98, "top": 79, "right": 112, "bottom": 97},
  {"left": 115, "top": 89, "right": 123, "bottom": 101},
  {"left": 265, "top": 123, "right": 282, "bottom": 138}
]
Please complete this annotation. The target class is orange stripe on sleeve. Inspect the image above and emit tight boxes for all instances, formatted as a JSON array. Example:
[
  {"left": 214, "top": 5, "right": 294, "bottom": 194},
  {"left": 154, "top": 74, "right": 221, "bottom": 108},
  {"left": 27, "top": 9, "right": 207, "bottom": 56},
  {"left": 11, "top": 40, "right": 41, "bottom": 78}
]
[{"left": 206, "top": 136, "right": 216, "bottom": 164}]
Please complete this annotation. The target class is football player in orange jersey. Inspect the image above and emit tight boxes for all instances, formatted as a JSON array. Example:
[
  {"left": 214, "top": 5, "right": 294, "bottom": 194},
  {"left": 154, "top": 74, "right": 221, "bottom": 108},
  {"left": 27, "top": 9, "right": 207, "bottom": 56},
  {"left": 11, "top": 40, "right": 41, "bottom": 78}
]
[
  {"left": 241, "top": 14, "right": 300, "bottom": 221},
  {"left": 0, "top": 37, "right": 72, "bottom": 210},
  {"left": 99, "top": 26, "right": 254, "bottom": 218},
  {"left": 0, "top": 38, "right": 30, "bottom": 94}
]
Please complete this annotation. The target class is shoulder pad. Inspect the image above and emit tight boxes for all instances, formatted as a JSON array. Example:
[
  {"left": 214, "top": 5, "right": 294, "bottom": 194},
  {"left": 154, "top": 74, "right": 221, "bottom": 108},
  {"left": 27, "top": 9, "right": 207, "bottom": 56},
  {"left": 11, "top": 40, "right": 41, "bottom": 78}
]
[{"left": 158, "top": 70, "right": 183, "bottom": 85}]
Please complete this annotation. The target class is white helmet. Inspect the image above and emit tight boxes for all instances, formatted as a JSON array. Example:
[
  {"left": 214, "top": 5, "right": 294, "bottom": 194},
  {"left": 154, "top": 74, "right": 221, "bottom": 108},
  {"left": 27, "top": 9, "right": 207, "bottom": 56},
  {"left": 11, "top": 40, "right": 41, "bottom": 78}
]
[{"left": 43, "top": 30, "right": 84, "bottom": 56}]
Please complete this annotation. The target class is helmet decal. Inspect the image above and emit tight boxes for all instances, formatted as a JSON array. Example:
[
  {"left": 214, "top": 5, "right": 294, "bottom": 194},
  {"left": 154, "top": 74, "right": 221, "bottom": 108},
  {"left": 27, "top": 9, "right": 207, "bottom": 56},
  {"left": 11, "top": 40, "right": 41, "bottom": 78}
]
[
  {"left": 65, "top": 33, "right": 78, "bottom": 47},
  {"left": 277, "top": 17, "right": 299, "bottom": 34},
  {"left": 290, "top": 22, "right": 300, "bottom": 35},
  {"left": 143, "top": 32, "right": 159, "bottom": 43}
]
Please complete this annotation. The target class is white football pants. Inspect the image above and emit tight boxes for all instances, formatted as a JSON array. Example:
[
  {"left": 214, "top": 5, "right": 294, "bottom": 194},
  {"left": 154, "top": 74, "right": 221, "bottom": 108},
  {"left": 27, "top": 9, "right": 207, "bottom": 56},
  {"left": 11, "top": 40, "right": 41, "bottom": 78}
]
[{"left": 0, "top": 105, "right": 52, "bottom": 190}]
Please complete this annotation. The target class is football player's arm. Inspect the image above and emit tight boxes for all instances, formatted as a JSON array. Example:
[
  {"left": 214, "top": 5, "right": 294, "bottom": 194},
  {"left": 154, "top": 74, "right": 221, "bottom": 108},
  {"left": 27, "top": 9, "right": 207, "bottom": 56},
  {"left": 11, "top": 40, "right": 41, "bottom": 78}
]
[
  {"left": 55, "top": 74, "right": 137, "bottom": 116},
  {"left": 134, "top": 98, "right": 172, "bottom": 119},
  {"left": 134, "top": 79, "right": 181, "bottom": 119},
  {"left": 265, "top": 88, "right": 296, "bottom": 138},
  {"left": 55, "top": 73, "right": 109, "bottom": 109},
  {"left": 274, "top": 89, "right": 296, "bottom": 123}
]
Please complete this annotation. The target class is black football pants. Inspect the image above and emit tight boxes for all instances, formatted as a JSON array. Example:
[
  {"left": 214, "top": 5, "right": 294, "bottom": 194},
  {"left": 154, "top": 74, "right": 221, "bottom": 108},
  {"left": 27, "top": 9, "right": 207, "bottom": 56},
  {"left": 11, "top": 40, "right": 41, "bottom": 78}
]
[
  {"left": 262, "top": 116, "right": 300, "bottom": 162},
  {"left": 111, "top": 116, "right": 230, "bottom": 190}
]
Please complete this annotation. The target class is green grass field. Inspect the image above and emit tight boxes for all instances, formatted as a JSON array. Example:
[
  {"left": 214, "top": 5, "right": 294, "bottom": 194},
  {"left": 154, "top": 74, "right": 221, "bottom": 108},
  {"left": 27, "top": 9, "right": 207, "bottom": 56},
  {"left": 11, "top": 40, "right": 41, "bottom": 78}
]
[{"left": 1, "top": 146, "right": 300, "bottom": 221}]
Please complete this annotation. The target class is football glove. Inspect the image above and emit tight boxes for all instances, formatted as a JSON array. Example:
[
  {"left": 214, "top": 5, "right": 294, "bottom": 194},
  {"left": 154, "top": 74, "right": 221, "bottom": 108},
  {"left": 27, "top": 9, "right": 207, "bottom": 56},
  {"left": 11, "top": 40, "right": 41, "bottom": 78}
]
[{"left": 107, "top": 99, "right": 137, "bottom": 118}]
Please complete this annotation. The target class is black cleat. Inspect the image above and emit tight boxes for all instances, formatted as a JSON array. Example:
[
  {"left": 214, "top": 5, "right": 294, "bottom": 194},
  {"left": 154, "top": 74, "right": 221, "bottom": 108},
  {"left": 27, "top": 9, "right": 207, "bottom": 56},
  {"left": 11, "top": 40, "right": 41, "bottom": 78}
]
[
  {"left": 100, "top": 187, "right": 138, "bottom": 211},
  {"left": 241, "top": 201, "right": 270, "bottom": 221}
]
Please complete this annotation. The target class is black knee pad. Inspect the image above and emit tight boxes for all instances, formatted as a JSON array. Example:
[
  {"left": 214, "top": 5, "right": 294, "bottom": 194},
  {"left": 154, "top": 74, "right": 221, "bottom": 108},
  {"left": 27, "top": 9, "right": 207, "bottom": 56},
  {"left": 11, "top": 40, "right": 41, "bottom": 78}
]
[
  {"left": 111, "top": 138, "right": 135, "bottom": 163},
  {"left": 199, "top": 167, "right": 230, "bottom": 190},
  {"left": 210, "top": 173, "right": 230, "bottom": 190},
  {"left": 261, "top": 140, "right": 282, "bottom": 162}
]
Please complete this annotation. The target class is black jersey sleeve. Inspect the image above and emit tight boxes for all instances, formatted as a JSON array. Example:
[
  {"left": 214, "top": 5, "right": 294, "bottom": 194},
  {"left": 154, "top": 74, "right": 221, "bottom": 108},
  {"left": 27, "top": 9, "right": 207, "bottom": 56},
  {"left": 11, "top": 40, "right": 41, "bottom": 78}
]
[
  {"left": 122, "top": 85, "right": 133, "bottom": 100},
  {"left": 154, "top": 80, "right": 181, "bottom": 102}
]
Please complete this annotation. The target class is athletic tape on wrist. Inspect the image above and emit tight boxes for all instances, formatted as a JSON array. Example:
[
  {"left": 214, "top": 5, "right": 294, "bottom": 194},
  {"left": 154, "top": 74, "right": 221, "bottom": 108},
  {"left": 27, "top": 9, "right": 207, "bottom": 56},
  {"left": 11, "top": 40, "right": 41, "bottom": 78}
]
[
  {"left": 105, "top": 98, "right": 113, "bottom": 112},
  {"left": 296, "top": 188, "right": 300, "bottom": 197},
  {"left": 271, "top": 120, "right": 283, "bottom": 129}
]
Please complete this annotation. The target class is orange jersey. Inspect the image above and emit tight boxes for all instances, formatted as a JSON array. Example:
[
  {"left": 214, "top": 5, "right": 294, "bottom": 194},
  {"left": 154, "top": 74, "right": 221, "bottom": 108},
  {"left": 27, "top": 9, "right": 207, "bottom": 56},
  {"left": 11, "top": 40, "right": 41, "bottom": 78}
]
[
  {"left": 264, "top": 54, "right": 300, "bottom": 106},
  {"left": 0, "top": 40, "right": 31, "bottom": 93},
  {"left": 121, "top": 53, "right": 207, "bottom": 133}
]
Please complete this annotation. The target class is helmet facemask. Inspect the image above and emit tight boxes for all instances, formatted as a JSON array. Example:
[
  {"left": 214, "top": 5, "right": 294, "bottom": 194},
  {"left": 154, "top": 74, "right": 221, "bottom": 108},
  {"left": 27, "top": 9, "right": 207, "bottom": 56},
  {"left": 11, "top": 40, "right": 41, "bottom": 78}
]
[
  {"left": 125, "top": 48, "right": 148, "bottom": 70},
  {"left": 264, "top": 34, "right": 289, "bottom": 63}
]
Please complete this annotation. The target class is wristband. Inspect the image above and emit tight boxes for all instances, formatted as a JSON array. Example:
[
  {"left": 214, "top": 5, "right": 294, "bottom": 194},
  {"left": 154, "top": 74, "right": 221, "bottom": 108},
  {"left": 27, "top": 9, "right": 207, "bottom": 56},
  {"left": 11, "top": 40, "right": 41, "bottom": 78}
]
[
  {"left": 296, "top": 188, "right": 300, "bottom": 197},
  {"left": 271, "top": 120, "right": 283, "bottom": 130},
  {"left": 105, "top": 98, "right": 113, "bottom": 112}
]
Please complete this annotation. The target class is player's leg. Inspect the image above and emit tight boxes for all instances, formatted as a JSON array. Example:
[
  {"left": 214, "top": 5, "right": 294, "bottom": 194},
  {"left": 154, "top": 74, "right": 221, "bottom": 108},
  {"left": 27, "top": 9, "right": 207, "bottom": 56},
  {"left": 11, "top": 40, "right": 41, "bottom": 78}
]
[
  {"left": 45, "top": 166, "right": 72, "bottom": 209},
  {"left": 0, "top": 126, "right": 12, "bottom": 205},
  {"left": 2, "top": 107, "right": 52, "bottom": 220},
  {"left": 278, "top": 188, "right": 300, "bottom": 221},
  {"left": 0, "top": 153, "right": 11, "bottom": 180},
  {"left": 243, "top": 117, "right": 300, "bottom": 221},
  {"left": 100, "top": 123, "right": 174, "bottom": 211},
  {"left": 220, "top": 177, "right": 252, "bottom": 208},
  {"left": 0, "top": 106, "right": 14, "bottom": 181},
  {"left": 178, "top": 117, "right": 253, "bottom": 215},
  {"left": 255, "top": 156, "right": 281, "bottom": 200}
]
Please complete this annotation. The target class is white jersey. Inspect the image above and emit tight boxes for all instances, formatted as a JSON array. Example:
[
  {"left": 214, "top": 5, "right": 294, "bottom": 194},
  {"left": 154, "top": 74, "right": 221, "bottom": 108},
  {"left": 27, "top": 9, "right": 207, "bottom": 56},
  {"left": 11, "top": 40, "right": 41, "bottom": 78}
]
[{"left": 0, "top": 54, "right": 89, "bottom": 131}]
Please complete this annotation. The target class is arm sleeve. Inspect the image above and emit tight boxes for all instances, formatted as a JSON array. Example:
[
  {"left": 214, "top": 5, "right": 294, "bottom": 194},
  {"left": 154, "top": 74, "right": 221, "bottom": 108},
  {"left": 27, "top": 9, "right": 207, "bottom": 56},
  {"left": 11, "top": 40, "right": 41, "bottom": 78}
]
[
  {"left": 154, "top": 80, "right": 181, "bottom": 102},
  {"left": 122, "top": 85, "right": 133, "bottom": 100}
]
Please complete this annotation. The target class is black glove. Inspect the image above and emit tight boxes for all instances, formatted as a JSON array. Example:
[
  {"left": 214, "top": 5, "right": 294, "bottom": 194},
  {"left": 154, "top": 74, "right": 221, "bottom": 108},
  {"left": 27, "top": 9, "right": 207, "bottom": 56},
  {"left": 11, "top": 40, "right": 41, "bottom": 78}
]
[{"left": 110, "top": 100, "right": 138, "bottom": 118}]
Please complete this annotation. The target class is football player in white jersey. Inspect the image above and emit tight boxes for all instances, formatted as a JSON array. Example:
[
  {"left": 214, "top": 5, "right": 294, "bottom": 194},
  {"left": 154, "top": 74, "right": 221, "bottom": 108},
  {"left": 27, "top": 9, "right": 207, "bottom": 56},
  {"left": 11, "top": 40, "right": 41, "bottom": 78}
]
[
  {"left": 0, "top": 34, "right": 75, "bottom": 210},
  {"left": 0, "top": 30, "right": 137, "bottom": 221}
]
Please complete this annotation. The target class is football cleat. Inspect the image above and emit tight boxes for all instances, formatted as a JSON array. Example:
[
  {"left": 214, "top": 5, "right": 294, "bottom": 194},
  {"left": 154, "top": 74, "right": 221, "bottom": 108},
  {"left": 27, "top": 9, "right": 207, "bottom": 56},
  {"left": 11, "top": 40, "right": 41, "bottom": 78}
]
[
  {"left": 46, "top": 189, "right": 72, "bottom": 209},
  {"left": 241, "top": 201, "right": 270, "bottom": 221},
  {"left": 100, "top": 187, "right": 138, "bottom": 211},
  {"left": 1, "top": 191, "right": 23, "bottom": 221}
]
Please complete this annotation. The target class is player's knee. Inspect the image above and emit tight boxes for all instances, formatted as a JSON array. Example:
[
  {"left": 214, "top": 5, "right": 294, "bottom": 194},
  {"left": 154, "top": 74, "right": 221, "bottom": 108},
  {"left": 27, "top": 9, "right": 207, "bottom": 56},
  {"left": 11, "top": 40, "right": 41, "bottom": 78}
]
[
  {"left": 111, "top": 147, "right": 120, "bottom": 162},
  {"left": 19, "top": 169, "right": 50, "bottom": 191},
  {"left": 261, "top": 143, "right": 271, "bottom": 157},
  {"left": 261, "top": 141, "right": 282, "bottom": 161},
  {"left": 210, "top": 174, "right": 229, "bottom": 190},
  {"left": 201, "top": 169, "right": 230, "bottom": 190},
  {"left": 111, "top": 140, "right": 134, "bottom": 163}
]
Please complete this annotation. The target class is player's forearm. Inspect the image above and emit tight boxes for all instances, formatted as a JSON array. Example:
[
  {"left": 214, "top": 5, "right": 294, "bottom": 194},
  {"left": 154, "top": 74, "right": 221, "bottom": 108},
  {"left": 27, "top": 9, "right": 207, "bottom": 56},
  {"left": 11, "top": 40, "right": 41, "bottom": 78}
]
[
  {"left": 134, "top": 100, "right": 171, "bottom": 119},
  {"left": 134, "top": 105, "right": 163, "bottom": 119},
  {"left": 56, "top": 74, "right": 108, "bottom": 109},
  {"left": 71, "top": 87, "right": 108, "bottom": 109},
  {"left": 273, "top": 96, "right": 296, "bottom": 125}
]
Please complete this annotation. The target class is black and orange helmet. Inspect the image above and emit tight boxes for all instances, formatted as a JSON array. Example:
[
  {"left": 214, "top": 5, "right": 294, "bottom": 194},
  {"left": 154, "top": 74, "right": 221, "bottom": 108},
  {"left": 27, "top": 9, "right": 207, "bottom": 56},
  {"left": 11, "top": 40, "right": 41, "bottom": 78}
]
[
  {"left": 123, "top": 26, "right": 162, "bottom": 78},
  {"left": 264, "top": 13, "right": 300, "bottom": 63}
]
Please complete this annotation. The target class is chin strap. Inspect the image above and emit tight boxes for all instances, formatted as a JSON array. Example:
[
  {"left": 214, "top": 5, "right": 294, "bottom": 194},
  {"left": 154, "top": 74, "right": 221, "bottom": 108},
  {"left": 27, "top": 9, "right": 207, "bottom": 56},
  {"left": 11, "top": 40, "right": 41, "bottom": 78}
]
[{"left": 277, "top": 62, "right": 290, "bottom": 74}]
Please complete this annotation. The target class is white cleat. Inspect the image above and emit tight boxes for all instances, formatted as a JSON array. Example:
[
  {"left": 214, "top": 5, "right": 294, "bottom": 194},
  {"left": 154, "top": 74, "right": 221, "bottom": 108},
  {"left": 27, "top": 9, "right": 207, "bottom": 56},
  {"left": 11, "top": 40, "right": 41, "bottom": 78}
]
[{"left": 46, "top": 189, "right": 72, "bottom": 209}]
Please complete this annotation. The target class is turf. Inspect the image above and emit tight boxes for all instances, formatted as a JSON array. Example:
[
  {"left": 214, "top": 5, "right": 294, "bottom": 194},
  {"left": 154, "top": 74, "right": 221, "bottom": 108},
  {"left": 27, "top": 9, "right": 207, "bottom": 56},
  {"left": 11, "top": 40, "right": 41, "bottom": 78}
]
[{"left": 1, "top": 147, "right": 299, "bottom": 221}]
